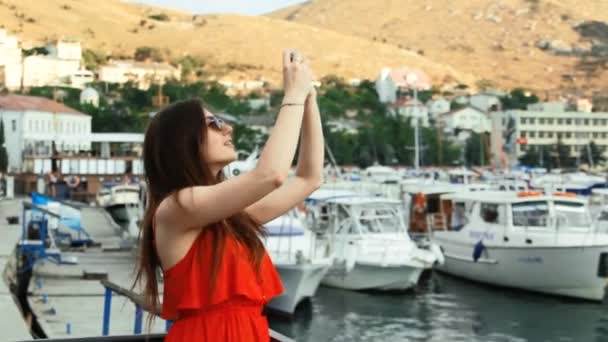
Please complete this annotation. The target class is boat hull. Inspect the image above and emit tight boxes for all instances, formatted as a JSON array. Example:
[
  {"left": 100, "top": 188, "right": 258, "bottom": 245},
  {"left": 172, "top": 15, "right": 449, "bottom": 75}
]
[
  {"left": 267, "top": 262, "right": 330, "bottom": 315},
  {"left": 435, "top": 238, "right": 608, "bottom": 301},
  {"left": 321, "top": 262, "right": 424, "bottom": 291}
]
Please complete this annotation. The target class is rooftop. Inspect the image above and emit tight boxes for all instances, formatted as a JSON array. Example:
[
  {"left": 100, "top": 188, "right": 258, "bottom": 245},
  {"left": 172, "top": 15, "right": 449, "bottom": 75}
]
[{"left": 0, "top": 95, "right": 87, "bottom": 116}]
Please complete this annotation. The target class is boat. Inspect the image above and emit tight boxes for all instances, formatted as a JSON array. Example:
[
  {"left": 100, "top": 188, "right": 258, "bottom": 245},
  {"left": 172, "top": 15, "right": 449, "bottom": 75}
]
[
  {"left": 306, "top": 192, "right": 438, "bottom": 291},
  {"left": 362, "top": 164, "right": 401, "bottom": 184},
  {"left": 96, "top": 182, "right": 142, "bottom": 239},
  {"left": 529, "top": 172, "right": 607, "bottom": 196},
  {"left": 432, "top": 190, "right": 608, "bottom": 301},
  {"left": 262, "top": 211, "right": 332, "bottom": 316}
]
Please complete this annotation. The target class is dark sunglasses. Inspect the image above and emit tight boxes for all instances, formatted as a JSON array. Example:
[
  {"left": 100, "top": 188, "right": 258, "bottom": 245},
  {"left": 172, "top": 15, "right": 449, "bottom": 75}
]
[{"left": 205, "top": 116, "right": 226, "bottom": 131}]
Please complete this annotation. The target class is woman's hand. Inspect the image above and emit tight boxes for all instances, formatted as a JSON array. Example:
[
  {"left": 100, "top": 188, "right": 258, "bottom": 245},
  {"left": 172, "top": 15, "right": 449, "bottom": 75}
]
[{"left": 282, "top": 49, "right": 313, "bottom": 104}]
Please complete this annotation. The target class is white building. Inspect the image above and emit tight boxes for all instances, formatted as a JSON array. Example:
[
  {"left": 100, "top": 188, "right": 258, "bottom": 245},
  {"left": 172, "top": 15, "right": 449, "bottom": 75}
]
[
  {"left": 438, "top": 106, "right": 490, "bottom": 137},
  {"left": 23, "top": 55, "right": 80, "bottom": 87},
  {"left": 22, "top": 39, "right": 87, "bottom": 89},
  {"left": 375, "top": 67, "right": 431, "bottom": 104},
  {"left": 326, "top": 119, "right": 361, "bottom": 135},
  {"left": 247, "top": 96, "right": 270, "bottom": 111},
  {"left": 0, "top": 95, "right": 91, "bottom": 172},
  {"left": 393, "top": 98, "right": 430, "bottom": 127},
  {"left": 80, "top": 87, "right": 100, "bottom": 108},
  {"left": 492, "top": 103, "right": 608, "bottom": 166},
  {"left": 0, "top": 29, "right": 23, "bottom": 90},
  {"left": 99, "top": 60, "right": 181, "bottom": 90},
  {"left": 470, "top": 93, "right": 502, "bottom": 112},
  {"left": 426, "top": 97, "right": 451, "bottom": 120}
]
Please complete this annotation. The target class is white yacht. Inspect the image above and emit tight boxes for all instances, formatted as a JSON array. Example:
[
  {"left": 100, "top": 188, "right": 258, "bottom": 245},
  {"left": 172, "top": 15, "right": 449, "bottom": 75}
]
[
  {"left": 362, "top": 164, "right": 401, "bottom": 184},
  {"left": 96, "top": 183, "right": 142, "bottom": 238},
  {"left": 262, "top": 212, "right": 332, "bottom": 316},
  {"left": 530, "top": 172, "right": 607, "bottom": 196},
  {"left": 432, "top": 190, "right": 608, "bottom": 301},
  {"left": 306, "top": 192, "right": 438, "bottom": 291}
]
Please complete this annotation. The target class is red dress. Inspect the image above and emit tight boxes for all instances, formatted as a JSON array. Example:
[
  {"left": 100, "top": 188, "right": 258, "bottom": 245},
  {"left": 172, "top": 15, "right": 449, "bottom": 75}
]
[{"left": 158, "top": 228, "right": 284, "bottom": 341}]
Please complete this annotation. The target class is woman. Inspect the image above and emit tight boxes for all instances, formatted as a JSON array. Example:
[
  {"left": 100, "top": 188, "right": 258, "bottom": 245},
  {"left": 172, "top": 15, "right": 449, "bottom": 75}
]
[{"left": 135, "top": 49, "right": 324, "bottom": 341}]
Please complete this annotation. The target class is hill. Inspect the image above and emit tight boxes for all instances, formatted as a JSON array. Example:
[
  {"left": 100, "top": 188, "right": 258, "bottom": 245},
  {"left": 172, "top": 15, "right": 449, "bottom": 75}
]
[
  {"left": 270, "top": 0, "right": 608, "bottom": 95},
  {"left": 0, "top": 0, "right": 476, "bottom": 87}
]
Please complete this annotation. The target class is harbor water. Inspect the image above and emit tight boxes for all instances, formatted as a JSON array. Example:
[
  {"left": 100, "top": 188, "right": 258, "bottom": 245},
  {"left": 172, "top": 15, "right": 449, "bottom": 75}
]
[{"left": 269, "top": 272, "right": 608, "bottom": 342}]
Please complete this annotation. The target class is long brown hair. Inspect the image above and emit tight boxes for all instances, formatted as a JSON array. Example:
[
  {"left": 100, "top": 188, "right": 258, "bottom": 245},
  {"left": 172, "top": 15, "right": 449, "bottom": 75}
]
[{"left": 133, "top": 98, "right": 266, "bottom": 320}]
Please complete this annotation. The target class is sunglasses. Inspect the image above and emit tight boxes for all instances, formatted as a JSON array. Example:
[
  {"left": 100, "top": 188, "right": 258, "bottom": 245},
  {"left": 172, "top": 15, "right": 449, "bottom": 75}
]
[{"left": 205, "top": 116, "right": 226, "bottom": 131}]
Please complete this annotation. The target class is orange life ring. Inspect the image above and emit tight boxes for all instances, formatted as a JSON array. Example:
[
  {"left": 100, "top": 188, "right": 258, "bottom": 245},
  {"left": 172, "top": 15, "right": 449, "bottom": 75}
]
[{"left": 66, "top": 175, "right": 80, "bottom": 188}]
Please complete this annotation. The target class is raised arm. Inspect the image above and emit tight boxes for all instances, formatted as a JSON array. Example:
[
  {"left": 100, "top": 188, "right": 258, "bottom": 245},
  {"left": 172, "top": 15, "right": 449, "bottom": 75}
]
[
  {"left": 245, "top": 87, "right": 325, "bottom": 224},
  {"left": 158, "top": 49, "right": 313, "bottom": 230}
]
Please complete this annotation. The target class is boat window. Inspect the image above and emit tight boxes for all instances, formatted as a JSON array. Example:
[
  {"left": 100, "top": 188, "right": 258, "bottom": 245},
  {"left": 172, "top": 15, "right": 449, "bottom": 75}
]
[
  {"left": 512, "top": 201, "right": 549, "bottom": 227},
  {"left": 427, "top": 196, "right": 441, "bottom": 213},
  {"left": 480, "top": 203, "right": 499, "bottom": 223},
  {"left": 597, "top": 211, "right": 608, "bottom": 233},
  {"left": 357, "top": 205, "right": 402, "bottom": 234},
  {"left": 554, "top": 201, "right": 590, "bottom": 228},
  {"left": 451, "top": 202, "right": 467, "bottom": 231},
  {"left": 335, "top": 205, "right": 356, "bottom": 234}
]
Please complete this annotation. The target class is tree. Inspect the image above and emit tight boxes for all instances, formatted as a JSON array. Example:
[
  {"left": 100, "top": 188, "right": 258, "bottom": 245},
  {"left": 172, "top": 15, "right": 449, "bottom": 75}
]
[
  {"left": 464, "top": 132, "right": 489, "bottom": 166},
  {"left": 579, "top": 141, "right": 606, "bottom": 166},
  {"left": 134, "top": 46, "right": 164, "bottom": 62},
  {"left": 500, "top": 88, "right": 539, "bottom": 110},
  {"left": 554, "top": 138, "right": 574, "bottom": 169},
  {"left": 518, "top": 147, "right": 540, "bottom": 167},
  {"left": 0, "top": 118, "right": 7, "bottom": 173},
  {"left": 82, "top": 49, "right": 107, "bottom": 71}
]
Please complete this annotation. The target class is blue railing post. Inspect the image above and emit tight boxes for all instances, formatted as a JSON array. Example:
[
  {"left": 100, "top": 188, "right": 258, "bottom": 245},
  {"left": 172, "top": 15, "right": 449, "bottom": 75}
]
[
  {"left": 133, "top": 304, "right": 143, "bottom": 334},
  {"left": 102, "top": 287, "right": 112, "bottom": 336}
]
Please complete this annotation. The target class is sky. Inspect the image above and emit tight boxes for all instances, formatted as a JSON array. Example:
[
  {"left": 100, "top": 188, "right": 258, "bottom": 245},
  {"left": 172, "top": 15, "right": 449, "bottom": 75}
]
[{"left": 131, "top": 0, "right": 308, "bottom": 15}]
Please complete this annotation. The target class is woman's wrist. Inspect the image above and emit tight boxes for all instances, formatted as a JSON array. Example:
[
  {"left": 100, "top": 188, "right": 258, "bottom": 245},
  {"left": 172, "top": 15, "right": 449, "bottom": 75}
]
[{"left": 282, "top": 91, "right": 307, "bottom": 105}]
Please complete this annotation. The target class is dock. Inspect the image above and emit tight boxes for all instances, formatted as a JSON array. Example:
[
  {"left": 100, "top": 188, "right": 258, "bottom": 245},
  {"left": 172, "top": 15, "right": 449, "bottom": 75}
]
[
  {"left": 2, "top": 197, "right": 293, "bottom": 341},
  {"left": 1, "top": 198, "right": 35, "bottom": 340}
]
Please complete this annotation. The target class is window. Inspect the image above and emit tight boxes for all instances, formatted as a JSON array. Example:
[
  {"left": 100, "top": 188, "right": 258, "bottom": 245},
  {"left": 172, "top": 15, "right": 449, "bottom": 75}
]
[
  {"left": 603, "top": 119, "right": 608, "bottom": 125},
  {"left": 35, "top": 120, "right": 39, "bottom": 132},
  {"left": 529, "top": 118, "right": 536, "bottom": 125},
  {"left": 548, "top": 118, "right": 554, "bottom": 125},
  {"left": 480, "top": 203, "right": 507, "bottom": 225},
  {"left": 530, "top": 131, "right": 536, "bottom": 138},
  {"left": 584, "top": 119, "right": 590, "bottom": 125},
  {"left": 512, "top": 201, "right": 549, "bottom": 227},
  {"left": 480, "top": 203, "right": 499, "bottom": 223},
  {"left": 521, "top": 118, "right": 527, "bottom": 124},
  {"left": 451, "top": 202, "right": 467, "bottom": 230},
  {"left": 594, "top": 119, "right": 600, "bottom": 125},
  {"left": 566, "top": 119, "right": 572, "bottom": 125},
  {"left": 539, "top": 132, "right": 545, "bottom": 138},
  {"left": 555, "top": 201, "right": 590, "bottom": 228},
  {"left": 11, "top": 119, "right": 16, "bottom": 132},
  {"left": 593, "top": 132, "right": 599, "bottom": 138},
  {"left": 557, "top": 119, "right": 563, "bottom": 124},
  {"left": 539, "top": 118, "right": 545, "bottom": 124},
  {"left": 548, "top": 132, "right": 554, "bottom": 138},
  {"left": 575, "top": 119, "right": 581, "bottom": 125},
  {"left": 521, "top": 131, "right": 527, "bottom": 138},
  {"left": 604, "top": 133, "right": 608, "bottom": 139},
  {"left": 565, "top": 132, "right": 572, "bottom": 138}
]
